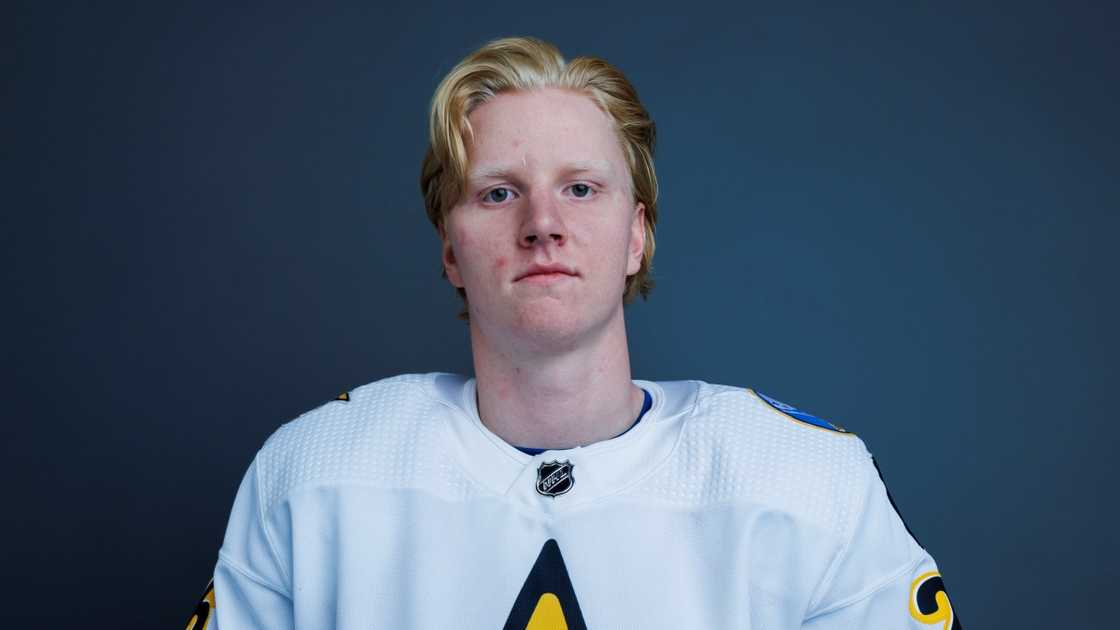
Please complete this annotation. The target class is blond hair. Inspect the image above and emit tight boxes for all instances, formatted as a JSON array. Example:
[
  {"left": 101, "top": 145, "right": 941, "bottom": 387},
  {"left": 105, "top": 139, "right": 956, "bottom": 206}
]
[{"left": 419, "top": 36, "right": 658, "bottom": 318}]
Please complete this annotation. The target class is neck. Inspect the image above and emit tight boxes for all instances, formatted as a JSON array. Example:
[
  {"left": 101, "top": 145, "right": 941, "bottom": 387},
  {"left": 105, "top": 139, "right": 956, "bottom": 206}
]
[{"left": 469, "top": 307, "right": 643, "bottom": 450}]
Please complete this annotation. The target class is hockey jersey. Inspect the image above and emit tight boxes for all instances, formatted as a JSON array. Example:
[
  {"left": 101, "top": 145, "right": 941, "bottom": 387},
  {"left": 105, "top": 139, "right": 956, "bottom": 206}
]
[{"left": 190, "top": 373, "right": 960, "bottom": 629}]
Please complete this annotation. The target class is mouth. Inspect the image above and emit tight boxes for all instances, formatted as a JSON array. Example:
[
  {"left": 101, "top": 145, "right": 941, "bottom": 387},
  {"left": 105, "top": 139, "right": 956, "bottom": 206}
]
[{"left": 514, "top": 264, "right": 578, "bottom": 283}]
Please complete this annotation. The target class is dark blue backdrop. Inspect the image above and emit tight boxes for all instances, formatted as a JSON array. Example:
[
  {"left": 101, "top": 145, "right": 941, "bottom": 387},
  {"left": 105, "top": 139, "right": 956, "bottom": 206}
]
[{"left": 5, "top": 2, "right": 1116, "bottom": 627}]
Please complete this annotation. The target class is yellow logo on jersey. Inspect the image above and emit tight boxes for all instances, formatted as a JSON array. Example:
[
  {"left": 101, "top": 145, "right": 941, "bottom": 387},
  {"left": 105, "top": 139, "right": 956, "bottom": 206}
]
[
  {"left": 909, "top": 571, "right": 960, "bottom": 630},
  {"left": 184, "top": 579, "right": 215, "bottom": 630},
  {"left": 526, "top": 593, "right": 569, "bottom": 630}
]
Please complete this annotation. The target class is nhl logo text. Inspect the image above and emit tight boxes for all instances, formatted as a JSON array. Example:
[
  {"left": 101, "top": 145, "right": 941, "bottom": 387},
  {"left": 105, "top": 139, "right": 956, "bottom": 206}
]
[{"left": 536, "top": 460, "right": 575, "bottom": 497}]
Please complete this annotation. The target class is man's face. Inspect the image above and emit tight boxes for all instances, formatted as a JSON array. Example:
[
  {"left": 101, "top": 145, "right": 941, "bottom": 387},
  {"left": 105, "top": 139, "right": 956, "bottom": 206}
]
[{"left": 441, "top": 87, "right": 645, "bottom": 349}]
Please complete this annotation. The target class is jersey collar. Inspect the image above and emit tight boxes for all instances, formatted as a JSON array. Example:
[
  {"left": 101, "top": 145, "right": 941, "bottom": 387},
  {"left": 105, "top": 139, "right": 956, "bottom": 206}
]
[{"left": 429, "top": 373, "right": 698, "bottom": 511}]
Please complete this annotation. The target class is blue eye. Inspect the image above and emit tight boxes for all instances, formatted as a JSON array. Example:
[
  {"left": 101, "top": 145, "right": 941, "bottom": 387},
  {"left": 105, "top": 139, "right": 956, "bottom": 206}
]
[
  {"left": 484, "top": 187, "right": 512, "bottom": 203},
  {"left": 571, "top": 183, "right": 592, "bottom": 198}
]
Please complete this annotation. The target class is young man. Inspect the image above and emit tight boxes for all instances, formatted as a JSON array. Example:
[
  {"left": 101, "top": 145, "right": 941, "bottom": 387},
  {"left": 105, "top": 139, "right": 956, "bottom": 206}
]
[{"left": 188, "top": 36, "right": 960, "bottom": 629}]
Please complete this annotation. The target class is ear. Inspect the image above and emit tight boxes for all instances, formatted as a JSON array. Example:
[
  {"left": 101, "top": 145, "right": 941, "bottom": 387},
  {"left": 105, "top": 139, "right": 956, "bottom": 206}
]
[
  {"left": 626, "top": 202, "right": 646, "bottom": 276},
  {"left": 440, "top": 223, "right": 465, "bottom": 288}
]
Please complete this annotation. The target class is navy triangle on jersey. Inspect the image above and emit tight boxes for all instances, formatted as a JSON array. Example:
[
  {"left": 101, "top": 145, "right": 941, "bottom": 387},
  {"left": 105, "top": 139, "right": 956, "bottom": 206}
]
[{"left": 503, "top": 539, "right": 587, "bottom": 630}]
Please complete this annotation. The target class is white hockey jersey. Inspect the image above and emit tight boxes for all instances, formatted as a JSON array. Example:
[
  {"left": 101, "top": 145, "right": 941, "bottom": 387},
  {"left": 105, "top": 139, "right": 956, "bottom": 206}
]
[{"left": 191, "top": 373, "right": 960, "bottom": 629}]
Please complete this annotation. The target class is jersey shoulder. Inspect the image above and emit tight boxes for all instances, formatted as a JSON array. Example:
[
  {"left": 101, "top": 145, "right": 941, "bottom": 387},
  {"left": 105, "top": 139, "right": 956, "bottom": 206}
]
[
  {"left": 637, "top": 383, "right": 875, "bottom": 539},
  {"left": 254, "top": 372, "right": 458, "bottom": 513},
  {"left": 749, "top": 388, "right": 852, "bottom": 434}
]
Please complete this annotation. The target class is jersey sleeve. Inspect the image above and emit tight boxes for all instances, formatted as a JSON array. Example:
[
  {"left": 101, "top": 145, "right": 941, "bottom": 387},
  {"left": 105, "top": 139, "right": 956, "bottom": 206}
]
[
  {"left": 204, "top": 456, "right": 295, "bottom": 629},
  {"left": 802, "top": 453, "right": 962, "bottom": 629}
]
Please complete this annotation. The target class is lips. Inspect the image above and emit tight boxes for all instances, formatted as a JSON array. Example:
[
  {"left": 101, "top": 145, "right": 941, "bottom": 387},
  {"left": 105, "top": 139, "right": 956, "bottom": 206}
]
[{"left": 514, "top": 263, "right": 578, "bottom": 282}]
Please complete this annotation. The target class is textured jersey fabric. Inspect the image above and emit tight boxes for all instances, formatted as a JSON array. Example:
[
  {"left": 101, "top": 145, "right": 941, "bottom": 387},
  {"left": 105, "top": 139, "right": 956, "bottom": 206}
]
[{"left": 206, "top": 373, "right": 958, "bottom": 629}]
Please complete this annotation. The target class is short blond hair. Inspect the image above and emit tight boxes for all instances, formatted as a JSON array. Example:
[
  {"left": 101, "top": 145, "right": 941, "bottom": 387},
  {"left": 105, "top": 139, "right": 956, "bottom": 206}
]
[{"left": 419, "top": 36, "right": 659, "bottom": 317}]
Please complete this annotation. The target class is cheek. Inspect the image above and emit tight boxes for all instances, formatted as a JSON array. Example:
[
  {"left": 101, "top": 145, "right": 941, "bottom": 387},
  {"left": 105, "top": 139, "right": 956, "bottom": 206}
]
[
  {"left": 448, "top": 223, "right": 479, "bottom": 269},
  {"left": 450, "top": 224, "right": 502, "bottom": 281},
  {"left": 453, "top": 228, "right": 473, "bottom": 250},
  {"left": 601, "top": 216, "right": 636, "bottom": 261}
]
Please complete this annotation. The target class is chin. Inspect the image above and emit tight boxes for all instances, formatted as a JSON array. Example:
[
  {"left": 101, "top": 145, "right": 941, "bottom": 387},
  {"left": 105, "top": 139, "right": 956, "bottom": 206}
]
[
  {"left": 469, "top": 293, "right": 622, "bottom": 352},
  {"left": 513, "top": 305, "right": 584, "bottom": 341},
  {"left": 502, "top": 299, "right": 616, "bottom": 352}
]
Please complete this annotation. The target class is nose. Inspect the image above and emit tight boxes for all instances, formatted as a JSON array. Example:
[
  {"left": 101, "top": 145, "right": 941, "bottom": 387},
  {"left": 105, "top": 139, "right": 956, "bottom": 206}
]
[{"left": 519, "top": 190, "right": 566, "bottom": 247}]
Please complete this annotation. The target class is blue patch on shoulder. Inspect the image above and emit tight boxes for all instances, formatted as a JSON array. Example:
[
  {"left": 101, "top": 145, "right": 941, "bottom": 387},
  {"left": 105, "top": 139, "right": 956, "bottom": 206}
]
[{"left": 756, "top": 391, "right": 849, "bottom": 433}]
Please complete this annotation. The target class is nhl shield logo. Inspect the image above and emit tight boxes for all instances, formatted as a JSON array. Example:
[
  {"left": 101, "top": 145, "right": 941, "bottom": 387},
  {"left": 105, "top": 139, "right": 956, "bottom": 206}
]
[{"left": 536, "top": 460, "right": 575, "bottom": 497}]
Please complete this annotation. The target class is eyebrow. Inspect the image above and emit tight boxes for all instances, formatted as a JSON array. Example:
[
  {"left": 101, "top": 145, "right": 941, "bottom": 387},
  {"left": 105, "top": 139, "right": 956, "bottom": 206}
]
[{"left": 467, "top": 159, "right": 614, "bottom": 184}]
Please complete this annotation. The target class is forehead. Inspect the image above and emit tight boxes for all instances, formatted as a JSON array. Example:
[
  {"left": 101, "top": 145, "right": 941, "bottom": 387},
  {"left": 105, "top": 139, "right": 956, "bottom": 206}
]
[{"left": 465, "top": 88, "right": 626, "bottom": 180}]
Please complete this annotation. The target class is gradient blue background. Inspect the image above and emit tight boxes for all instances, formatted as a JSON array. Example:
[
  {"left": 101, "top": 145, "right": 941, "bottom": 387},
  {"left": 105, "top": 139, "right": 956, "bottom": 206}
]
[{"left": 5, "top": 1, "right": 1116, "bottom": 627}]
